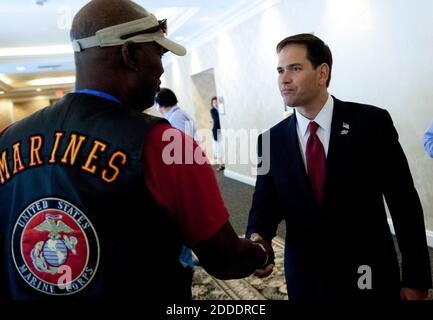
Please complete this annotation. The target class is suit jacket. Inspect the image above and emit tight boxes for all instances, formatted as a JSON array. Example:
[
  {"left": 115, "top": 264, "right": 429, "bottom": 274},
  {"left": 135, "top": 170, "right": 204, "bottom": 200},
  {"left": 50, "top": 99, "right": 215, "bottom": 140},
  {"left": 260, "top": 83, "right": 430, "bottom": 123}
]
[{"left": 247, "top": 96, "right": 432, "bottom": 300}]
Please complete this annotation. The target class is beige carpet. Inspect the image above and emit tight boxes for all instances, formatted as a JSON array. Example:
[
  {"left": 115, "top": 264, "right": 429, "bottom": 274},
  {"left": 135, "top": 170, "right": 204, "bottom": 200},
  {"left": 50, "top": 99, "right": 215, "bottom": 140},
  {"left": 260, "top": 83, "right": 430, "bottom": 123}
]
[{"left": 192, "top": 237, "right": 288, "bottom": 300}]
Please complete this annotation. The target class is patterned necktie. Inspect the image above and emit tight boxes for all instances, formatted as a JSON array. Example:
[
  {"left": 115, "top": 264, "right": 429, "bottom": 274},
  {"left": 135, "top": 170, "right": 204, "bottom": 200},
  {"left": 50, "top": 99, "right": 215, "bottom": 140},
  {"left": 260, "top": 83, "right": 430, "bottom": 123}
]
[{"left": 306, "top": 121, "right": 326, "bottom": 205}]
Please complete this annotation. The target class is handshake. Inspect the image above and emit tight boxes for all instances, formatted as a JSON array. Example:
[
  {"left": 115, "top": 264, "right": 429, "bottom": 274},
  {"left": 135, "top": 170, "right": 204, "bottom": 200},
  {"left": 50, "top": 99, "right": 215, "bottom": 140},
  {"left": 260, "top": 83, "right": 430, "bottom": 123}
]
[{"left": 249, "top": 233, "right": 275, "bottom": 278}]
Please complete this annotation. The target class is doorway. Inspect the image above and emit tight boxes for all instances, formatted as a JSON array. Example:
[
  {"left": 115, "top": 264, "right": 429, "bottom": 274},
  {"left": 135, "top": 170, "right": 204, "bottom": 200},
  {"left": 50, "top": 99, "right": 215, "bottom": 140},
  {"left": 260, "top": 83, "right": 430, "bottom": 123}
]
[{"left": 191, "top": 68, "right": 218, "bottom": 162}]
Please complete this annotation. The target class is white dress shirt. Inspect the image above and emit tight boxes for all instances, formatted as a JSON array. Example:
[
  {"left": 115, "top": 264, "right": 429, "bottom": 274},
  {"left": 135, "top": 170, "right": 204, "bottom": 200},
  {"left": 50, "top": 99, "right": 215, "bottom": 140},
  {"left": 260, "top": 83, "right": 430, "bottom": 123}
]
[
  {"left": 295, "top": 94, "right": 334, "bottom": 171},
  {"left": 164, "top": 105, "right": 199, "bottom": 142}
]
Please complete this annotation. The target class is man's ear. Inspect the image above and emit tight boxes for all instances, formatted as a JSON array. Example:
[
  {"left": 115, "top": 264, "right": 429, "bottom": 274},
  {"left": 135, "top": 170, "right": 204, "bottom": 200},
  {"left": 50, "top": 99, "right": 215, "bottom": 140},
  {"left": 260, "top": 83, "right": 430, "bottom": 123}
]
[
  {"left": 318, "top": 63, "right": 330, "bottom": 86},
  {"left": 121, "top": 41, "right": 140, "bottom": 71}
]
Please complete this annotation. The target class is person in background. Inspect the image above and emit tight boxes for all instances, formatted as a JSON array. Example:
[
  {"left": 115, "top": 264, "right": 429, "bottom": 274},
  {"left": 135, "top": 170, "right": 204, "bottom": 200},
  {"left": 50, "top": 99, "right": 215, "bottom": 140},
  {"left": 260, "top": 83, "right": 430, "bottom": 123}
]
[
  {"left": 0, "top": 0, "right": 274, "bottom": 301},
  {"left": 155, "top": 87, "right": 199, "bottom": 286},
  {"left": 210, "top": 96, "right": 225, "bottom": 171},
  {"left": 156, "top": 88, "right": 198, "bottom": 142},
  {"left": 423, "top": 120, "right": 433, "bottom": 157},
  {"left": 247, "top": 33, "right": 432, "bottom": 300}
]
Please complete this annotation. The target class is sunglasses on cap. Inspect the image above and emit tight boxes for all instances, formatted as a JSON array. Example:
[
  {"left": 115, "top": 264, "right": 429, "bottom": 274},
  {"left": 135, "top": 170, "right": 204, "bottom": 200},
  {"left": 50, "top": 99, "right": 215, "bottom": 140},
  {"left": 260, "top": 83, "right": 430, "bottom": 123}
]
[{"left": 120, "top": 19, "right": 167, "bottom": 40}]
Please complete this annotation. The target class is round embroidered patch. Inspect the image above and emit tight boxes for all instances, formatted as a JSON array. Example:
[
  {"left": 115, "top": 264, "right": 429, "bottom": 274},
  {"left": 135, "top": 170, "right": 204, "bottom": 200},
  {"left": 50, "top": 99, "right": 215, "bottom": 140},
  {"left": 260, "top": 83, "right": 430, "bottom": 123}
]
[{"left": 12, "top": 198, "right": 99, "bottom": 295}]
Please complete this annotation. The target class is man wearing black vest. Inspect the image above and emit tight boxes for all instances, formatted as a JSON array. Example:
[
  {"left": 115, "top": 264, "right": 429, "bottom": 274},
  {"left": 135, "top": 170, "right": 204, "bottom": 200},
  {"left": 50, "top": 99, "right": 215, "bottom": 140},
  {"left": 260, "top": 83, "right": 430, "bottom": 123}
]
[{"left": 0, "top": 0, "right": 273, "bottom": 300}]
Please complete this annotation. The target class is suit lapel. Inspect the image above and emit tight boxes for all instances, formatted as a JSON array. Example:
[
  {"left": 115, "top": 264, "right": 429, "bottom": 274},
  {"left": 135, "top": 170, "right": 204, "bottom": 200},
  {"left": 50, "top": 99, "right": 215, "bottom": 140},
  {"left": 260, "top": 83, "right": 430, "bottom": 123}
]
[
  {"left": 280, "top": 112, "right": 317, "bottom": 207},
  {"left": 323, "top": 97, "right": 351, "bottom": 206}
]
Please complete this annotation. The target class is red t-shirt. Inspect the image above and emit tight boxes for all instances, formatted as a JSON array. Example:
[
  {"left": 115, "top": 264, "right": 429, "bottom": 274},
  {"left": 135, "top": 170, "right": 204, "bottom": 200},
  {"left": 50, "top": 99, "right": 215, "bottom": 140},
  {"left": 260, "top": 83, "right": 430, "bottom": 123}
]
[{"left": 143, "top": 123, "right": 229, "bottom": 247}]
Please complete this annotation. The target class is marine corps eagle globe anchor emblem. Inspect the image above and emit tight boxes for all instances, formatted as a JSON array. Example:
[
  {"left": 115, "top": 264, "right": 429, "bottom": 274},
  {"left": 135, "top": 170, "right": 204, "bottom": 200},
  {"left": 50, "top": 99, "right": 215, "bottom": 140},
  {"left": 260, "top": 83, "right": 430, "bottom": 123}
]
[{"left": 31, "top": 214, "right": 78, "bottom": 275}]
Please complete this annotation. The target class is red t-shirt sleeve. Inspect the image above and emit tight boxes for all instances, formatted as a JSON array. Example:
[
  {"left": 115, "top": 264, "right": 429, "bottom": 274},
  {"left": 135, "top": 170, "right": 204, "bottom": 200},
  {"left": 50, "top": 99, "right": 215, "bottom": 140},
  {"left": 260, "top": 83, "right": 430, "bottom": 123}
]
[{"left": 143, "top": 122, "right": 229, "bottom": 247}]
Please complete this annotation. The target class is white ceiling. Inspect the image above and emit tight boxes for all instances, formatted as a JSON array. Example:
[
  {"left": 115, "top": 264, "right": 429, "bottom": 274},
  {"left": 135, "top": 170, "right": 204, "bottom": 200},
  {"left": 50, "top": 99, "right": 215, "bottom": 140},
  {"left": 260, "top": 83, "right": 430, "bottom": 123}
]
[{"left": 0, "top": 0, "right": 274, "bottom": 100}]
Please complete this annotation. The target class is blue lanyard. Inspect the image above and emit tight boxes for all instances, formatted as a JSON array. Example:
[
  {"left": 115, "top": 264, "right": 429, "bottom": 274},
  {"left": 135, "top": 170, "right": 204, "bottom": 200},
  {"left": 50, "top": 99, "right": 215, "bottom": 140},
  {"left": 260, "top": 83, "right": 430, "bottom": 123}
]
[{"left": 74, "top": 89, "right": 122, "bottom": 105}]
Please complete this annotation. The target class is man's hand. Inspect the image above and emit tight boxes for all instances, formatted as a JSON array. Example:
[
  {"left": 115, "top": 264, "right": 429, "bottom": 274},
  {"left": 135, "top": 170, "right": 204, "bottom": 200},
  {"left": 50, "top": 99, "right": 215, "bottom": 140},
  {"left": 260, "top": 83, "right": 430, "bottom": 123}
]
[
  {"left": 250, "top": 233, "right": 274, "bottom": 278},
  {"left": 253, "top": 263, "right": 274, "bottom": 278},
  {"left": 400, "top": 287, "right": 430, "bottom": 300}
]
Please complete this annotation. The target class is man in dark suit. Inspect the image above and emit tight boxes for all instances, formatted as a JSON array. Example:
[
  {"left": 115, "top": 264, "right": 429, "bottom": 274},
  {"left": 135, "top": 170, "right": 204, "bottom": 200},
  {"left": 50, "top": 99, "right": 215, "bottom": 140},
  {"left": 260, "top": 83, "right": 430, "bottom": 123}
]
[{"left": 247, "top": 33, "right": 432, "bottom": 300}]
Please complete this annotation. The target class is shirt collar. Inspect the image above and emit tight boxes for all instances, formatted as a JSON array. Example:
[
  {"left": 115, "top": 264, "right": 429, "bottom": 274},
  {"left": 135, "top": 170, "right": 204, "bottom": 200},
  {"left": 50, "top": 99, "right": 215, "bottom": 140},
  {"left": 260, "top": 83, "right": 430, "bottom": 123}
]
[
  {"left": 74, "top": 89, "right": 122, "bottom": 105},
  {"left": 164, "top": 105, "right": 179, "bottom": 120},
  {"left": 296, "top": 94, "right": 334, "bottom": 138}
]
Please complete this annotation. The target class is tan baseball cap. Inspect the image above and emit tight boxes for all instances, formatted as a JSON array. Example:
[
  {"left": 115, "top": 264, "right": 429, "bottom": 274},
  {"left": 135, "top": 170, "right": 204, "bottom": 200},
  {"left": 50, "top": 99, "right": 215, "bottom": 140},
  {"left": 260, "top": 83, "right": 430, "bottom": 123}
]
[{"left": 71, "top": 10, "right": 186, "bottom": 56}]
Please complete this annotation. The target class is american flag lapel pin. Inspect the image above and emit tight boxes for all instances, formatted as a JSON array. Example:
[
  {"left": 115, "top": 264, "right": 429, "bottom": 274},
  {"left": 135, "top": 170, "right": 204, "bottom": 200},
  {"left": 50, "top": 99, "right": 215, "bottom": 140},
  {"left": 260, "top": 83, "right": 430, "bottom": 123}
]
[{"left": 340, "top": 122, "right": 350, "bottom": 135}]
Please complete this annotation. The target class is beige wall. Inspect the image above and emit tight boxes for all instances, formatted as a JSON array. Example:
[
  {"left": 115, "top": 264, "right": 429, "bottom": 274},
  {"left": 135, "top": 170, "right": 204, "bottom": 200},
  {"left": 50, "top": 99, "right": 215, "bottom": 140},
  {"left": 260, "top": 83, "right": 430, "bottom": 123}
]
[
  {"left": 0, "top": 98, "right": 50, "bottom": 130},
  {"left": 13, "top": 99, "right": 50, "bottom": 122},
  {"left": 0, "top": 99, "right": 14, "bottom": 130},
  {"left": 161, "top": 0, "right": 433, "bottom": 232}
]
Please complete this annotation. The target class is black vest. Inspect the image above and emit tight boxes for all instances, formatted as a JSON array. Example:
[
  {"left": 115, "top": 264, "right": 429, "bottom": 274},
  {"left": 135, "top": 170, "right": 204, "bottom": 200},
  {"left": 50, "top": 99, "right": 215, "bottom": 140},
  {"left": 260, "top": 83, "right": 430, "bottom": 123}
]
[{"left": 0, "top": 93, "right": 189, "bottom": 300}]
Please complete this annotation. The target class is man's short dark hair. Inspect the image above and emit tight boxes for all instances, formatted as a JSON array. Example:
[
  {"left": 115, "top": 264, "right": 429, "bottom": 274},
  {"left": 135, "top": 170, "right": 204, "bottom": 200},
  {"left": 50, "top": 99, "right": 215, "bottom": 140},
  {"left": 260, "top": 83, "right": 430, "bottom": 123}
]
[
  {"left": 276, "top": 33, "right": 333, "bottom": 87},
  {"left": 155, "top": 88, "right": 178, "bottom": 107}
]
